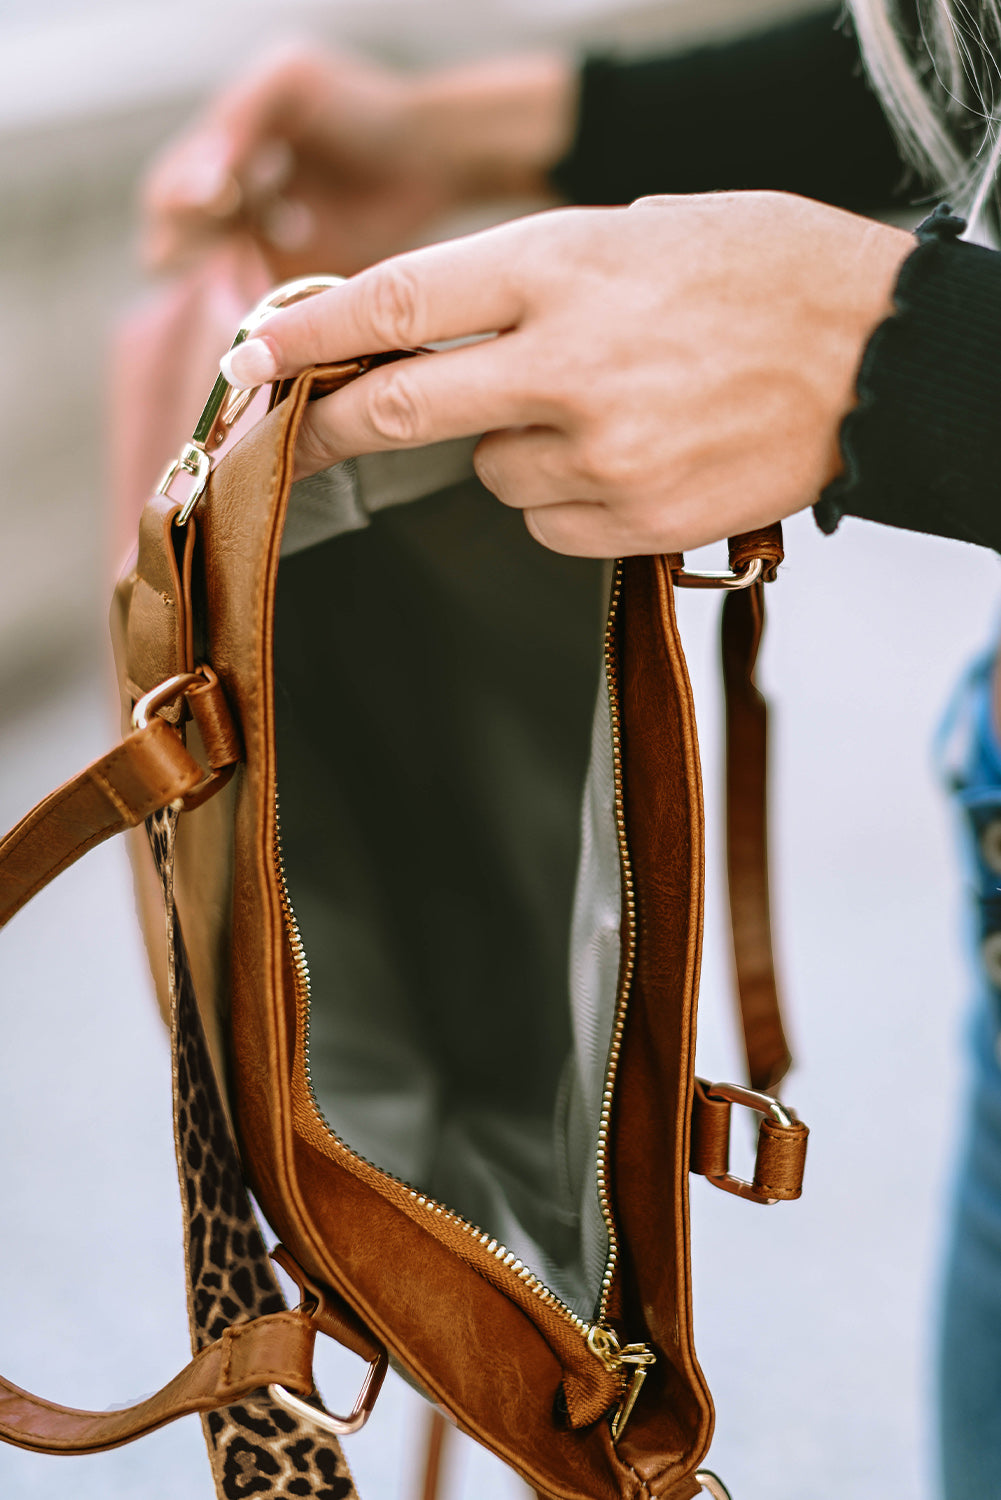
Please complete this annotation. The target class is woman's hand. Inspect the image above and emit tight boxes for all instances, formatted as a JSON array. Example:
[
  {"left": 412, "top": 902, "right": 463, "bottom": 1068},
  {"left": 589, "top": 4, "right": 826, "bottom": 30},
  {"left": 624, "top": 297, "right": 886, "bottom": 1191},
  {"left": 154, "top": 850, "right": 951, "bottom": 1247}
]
[
  {"left": 219, "top": 191, "right": 914, "bottom": 556},
  {"left": 142, "top": 45, "right": 576, "bottom": 279}
]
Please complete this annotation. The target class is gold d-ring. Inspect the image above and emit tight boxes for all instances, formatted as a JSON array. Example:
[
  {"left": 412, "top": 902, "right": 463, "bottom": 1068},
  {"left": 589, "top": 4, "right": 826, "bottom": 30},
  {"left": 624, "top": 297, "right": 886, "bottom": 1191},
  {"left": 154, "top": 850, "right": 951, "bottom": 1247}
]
[
  {"left": 268, "top": 1342, "right": 388, "bottom": 1437},
  {"left": 672, "top": 557, "right": 764, "bottom": 590},
  {"left": 696, "top": 1471, "right": 733, "bottom": 1500},
  {"left": 156, "top": 274, "right": 347, "bottom": 525}
]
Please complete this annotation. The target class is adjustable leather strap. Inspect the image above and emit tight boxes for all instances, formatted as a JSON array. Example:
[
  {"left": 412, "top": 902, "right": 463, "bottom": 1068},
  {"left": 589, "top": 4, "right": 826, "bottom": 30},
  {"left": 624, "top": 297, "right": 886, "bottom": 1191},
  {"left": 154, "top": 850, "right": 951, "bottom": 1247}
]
[
  {"left": 721, "top": 529, "right": 792, "bottom": 1094},
  {"left": 0, "top": 718, "right": 205, "bottom": 929},
  {"left": 0, "top": 683, "right": 353, "bottom": 1466},
  {"left": 0, "top": 1311, "right": 317, "bottom": 1456}
]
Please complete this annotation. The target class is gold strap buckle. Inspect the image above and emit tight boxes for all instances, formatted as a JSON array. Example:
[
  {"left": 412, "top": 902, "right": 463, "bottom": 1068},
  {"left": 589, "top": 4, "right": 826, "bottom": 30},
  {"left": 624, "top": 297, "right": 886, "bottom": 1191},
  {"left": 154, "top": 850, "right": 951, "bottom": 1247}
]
[
  {"left": 131, "top": 668, "right": 213, "bottom": 732},
  {"left": 696, "top": 1472, "right": 733, "bottom": 1499},
  {"left": 155, "top": 274, "right": 347, "bottom": 526},
  {"left": 694, "top": 1078, "right": 806, "bottom": 1206},
  {"left": 268, "top": 1353, "right": 387, "bottom": 1438},
  {"left": 131, "top": 666, "right": 234, "bottom": 812}
]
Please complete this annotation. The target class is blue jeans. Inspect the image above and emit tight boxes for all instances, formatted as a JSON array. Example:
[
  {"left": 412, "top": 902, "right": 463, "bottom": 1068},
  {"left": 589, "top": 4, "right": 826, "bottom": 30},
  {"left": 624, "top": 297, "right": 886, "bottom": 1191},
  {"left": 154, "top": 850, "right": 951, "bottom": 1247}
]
[{"left": 938, "top": 654, "right": 1001, "bottom": 1494}]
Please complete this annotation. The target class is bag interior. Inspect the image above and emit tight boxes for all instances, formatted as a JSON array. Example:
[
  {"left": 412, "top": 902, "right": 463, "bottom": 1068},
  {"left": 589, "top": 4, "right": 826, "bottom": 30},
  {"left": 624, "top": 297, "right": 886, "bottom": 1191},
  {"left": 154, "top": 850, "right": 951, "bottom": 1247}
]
[{"left": 275, "top": 464, "right": 621, "bottom": 1319}]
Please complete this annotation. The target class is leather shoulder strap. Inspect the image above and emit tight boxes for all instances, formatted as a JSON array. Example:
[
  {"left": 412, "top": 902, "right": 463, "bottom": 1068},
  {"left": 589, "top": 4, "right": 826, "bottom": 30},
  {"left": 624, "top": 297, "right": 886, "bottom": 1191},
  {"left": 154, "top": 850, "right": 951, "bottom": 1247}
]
[
  {"left": 0, "top": 682, "right": 315, "bottom": 1456},
  {"left": 0, "top": 1311, "right": 316, "bottom": 1456},
  {"left": 0, "top": 718, "right": 204, "bottom": 930},
  {"left": 721, "top": 573, "right": 791, "bottom": 1093}
]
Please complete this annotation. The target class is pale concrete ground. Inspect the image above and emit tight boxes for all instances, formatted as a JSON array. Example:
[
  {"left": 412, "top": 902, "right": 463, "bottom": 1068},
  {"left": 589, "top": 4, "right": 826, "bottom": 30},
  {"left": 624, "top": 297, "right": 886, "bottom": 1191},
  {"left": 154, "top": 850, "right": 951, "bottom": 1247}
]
[{"left": 2, "top": 1, "right": 998, "bottom": 1497}]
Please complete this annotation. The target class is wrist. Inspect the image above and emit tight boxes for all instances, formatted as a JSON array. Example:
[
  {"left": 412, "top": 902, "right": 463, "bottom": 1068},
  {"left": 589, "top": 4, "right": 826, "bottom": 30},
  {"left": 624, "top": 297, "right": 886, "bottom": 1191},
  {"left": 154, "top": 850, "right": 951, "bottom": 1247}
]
[{"left": 407, "top": 53, "right": 578, "bottom": 202}]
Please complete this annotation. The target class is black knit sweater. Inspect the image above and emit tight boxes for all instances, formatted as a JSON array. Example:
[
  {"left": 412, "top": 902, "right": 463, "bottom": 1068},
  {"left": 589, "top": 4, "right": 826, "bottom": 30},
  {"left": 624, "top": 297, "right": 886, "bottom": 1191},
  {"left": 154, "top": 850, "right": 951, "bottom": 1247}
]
[{"left": 551, "top": 8, "right": 1001, "bottom": 552}]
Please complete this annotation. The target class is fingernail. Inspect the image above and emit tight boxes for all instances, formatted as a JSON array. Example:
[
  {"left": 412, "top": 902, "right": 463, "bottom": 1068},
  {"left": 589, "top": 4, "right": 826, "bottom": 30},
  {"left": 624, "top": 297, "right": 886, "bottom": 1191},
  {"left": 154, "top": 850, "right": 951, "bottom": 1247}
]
[{"left": 220, "top": 338, "right": 278, "bottom": 390}]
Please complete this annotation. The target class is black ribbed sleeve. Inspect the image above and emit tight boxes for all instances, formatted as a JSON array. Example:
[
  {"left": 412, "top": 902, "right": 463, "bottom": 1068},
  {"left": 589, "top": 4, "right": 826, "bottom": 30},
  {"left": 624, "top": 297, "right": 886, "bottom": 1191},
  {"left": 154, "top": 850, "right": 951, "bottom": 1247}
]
[
  {"left": 551, "top": 8, "right": 907, "bottom": 211},
  {"left": 816, "top": 208, "right": 1001, "bottom": 549}
]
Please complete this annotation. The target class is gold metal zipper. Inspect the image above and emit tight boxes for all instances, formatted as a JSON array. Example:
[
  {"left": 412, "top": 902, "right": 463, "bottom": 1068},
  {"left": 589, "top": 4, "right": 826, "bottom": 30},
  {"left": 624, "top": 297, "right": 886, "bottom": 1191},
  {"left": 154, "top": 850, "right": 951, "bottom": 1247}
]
[
  {"left": 594, "top": 562, "right": 635, "bottom": 1328},
  {"left": 271, "top": 560, "right": 654, "bottom": 1433}
]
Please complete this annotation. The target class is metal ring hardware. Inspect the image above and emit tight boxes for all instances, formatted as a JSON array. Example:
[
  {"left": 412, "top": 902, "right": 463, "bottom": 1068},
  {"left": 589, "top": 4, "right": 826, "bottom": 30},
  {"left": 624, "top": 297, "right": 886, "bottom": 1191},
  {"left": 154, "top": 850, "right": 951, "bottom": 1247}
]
[
  {"left": 696, "top": 1471, "right": 734, "bottom": 1500},
  {"left": 703, "top": 1079, "right": 797, "bottom": 1206},
  {"left": 156, "top": 274, "right": 347, "bottom": 525},
  {"left": 131, "top": 669, "right": 214, "bottom": 732},
  {"left": 672, "top": 557, "right": 764, "bottom": 590},
  {"left": 131, "top": 666, "right": 231, "bottom": 812},
  {"left": 268, "top": 1342, "right": 388, "bottom": 1438}
]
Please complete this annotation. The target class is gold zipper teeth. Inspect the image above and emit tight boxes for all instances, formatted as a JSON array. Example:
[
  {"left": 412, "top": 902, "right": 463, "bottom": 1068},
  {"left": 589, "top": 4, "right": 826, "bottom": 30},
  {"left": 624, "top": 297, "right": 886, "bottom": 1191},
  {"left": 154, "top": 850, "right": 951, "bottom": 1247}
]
[
  {"left": 272, "top": 560, "right": 636, "bottom": 1353},
  {"left": 595, "top": 562, "right": 635, "bottom": 1324}
]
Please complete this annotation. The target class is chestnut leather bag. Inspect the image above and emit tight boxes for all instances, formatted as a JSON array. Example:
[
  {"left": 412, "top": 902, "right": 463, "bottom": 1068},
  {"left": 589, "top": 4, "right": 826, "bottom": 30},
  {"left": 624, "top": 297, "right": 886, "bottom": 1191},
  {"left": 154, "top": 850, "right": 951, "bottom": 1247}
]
[{"left": 0, "top": 280, "right": 807, "bottom": 1500}]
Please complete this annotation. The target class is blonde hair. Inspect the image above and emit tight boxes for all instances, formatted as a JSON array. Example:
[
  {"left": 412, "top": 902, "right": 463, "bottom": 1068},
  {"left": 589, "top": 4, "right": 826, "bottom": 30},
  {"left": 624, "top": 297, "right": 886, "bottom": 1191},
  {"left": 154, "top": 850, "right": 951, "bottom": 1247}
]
[{"left": 849, "top": 0, "right": 1001, "bottom": 221}]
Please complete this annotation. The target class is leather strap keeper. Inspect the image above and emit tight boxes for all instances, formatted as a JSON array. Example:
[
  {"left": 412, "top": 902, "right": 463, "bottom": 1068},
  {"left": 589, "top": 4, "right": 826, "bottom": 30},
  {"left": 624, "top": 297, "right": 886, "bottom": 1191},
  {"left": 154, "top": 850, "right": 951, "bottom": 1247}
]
[
  {"left": 728, "top": 524, "right": 784, "bottom": 583},
  {"left": 754, "top": 1115, "right": 810, "bottom": 1201},
  {"left": 0, "top": 1310, "right": 317, "bottom": 1456}
]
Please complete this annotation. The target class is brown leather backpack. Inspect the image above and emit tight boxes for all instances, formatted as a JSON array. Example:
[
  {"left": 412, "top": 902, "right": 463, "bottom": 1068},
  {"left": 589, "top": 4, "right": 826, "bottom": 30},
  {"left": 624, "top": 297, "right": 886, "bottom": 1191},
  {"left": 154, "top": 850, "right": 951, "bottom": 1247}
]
[{"left": 0, "top": 280, "right": 807, "bottom": 1500}]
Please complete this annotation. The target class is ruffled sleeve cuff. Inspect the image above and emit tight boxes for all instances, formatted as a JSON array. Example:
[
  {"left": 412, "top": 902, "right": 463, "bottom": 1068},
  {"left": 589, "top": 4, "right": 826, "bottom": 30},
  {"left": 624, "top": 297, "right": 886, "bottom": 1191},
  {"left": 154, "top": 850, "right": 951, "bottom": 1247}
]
[{"left": 815, "top": 204, "right": 1001, "bottom": 551}]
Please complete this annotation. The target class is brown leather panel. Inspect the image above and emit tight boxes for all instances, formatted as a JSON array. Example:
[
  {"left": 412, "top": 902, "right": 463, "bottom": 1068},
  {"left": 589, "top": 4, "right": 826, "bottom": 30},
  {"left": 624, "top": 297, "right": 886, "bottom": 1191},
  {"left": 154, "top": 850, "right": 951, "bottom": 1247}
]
[
  {"left": 273, "top": 1134, "right": 632, "bottom": 1500},
  {"left": 754, "top": 1118, "right": 809, "bottom": 1201},
  {"left": 727, "top": 524, "right": 784, "bottom": 583},
  {"left": 0, "top": 1310, "right": 315, "bottom": 1456},
  {"left": 0, "top": 718, "right": 203, "bottom": 929},
  {"left": 174, "top": 775, "right": 240, "bottom": 1128},
  {"left": 689, "top": 1081, "right": 731, "bottom": 1179},
  {"left": 721, "top": 584, "right": 792, "bottom": 1093},
  {"left": 609, "top": 555, "right": 713, "bottom": 1494},
  {"left": 125, "top": 495, "right": 196, "bottom": 716}
]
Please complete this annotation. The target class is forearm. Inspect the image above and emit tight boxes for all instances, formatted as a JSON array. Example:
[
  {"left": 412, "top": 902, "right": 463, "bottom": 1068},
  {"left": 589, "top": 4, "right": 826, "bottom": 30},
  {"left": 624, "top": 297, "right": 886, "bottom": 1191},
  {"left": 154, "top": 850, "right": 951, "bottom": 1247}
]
[
  {"left": 818, "top": 209, "right": 1001, "bottom": 552},
  {"left": 551, "top": 8, "right": 909, "bottom": 211}
]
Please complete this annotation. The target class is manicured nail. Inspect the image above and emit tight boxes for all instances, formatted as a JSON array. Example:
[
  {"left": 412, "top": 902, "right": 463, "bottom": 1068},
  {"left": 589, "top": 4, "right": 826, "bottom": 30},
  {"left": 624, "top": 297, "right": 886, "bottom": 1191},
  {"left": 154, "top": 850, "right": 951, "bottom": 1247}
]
[{"left": 220, "top": 338, "right": 278, "bottom": 390}]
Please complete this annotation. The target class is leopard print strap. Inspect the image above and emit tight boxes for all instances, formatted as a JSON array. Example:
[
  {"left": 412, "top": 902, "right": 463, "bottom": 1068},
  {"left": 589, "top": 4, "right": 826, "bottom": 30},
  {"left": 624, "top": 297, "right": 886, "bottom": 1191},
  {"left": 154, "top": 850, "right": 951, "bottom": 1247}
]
[{"left": 149, "top": 806, "right": 358, "bottom": 1500}]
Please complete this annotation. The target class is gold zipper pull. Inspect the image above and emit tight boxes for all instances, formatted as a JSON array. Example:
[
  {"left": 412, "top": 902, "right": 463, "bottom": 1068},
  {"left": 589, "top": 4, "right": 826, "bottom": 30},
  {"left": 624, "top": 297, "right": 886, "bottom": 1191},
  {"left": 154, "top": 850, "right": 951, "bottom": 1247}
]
[
  {"left": 610, "top": 1345, "right": 656, "bottom": 1441},
  {"left": 586, "top": 1328, "right": 657, "bottom": 1441}
]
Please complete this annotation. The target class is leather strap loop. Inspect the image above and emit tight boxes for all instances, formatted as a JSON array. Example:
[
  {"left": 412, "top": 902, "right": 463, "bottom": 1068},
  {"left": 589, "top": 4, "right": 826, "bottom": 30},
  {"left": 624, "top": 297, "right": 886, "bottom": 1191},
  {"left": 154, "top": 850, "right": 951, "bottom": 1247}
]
[
  {"left": 272, "top": 1245, "right": 385, "bottom": 1367},
  {"left": 727, "top": 523, "right": 784, "bottom": 583},
  {"left": 754, "top": 1116, "right": 809, "bottom": 1202},
  {"left": 0, "top": 1310, "right": 316, "bottom": 1456},
  {"left": 689, "top": 1078, "right": 808, "bottom": 1203},
  {"left": 689, "top": 1079, "right": 732, "bottom": 1180},
  {"left": 188, "top": 673, "right": 243, "bottom": 770}
]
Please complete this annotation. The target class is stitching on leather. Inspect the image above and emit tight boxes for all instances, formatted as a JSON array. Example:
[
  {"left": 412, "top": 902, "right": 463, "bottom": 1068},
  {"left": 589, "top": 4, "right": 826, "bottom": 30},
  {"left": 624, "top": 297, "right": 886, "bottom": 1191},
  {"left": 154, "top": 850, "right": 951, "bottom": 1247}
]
[
  {"left": 3, "top": 823, "right": 116, "bottom": 917},
  {"left": 102, "top": 740, "right": 169, "bottom": 803},
  {"left": 90, "top": 768, "right": 140, "bottom": 823}
]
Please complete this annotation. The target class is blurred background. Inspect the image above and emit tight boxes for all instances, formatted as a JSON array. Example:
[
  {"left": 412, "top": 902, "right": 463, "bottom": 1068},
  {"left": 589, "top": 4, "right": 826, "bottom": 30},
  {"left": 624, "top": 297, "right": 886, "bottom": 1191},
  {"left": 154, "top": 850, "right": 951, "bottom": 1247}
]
[{"left": 2, "top": 0, "right": 1000, "bottom": 1496}]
